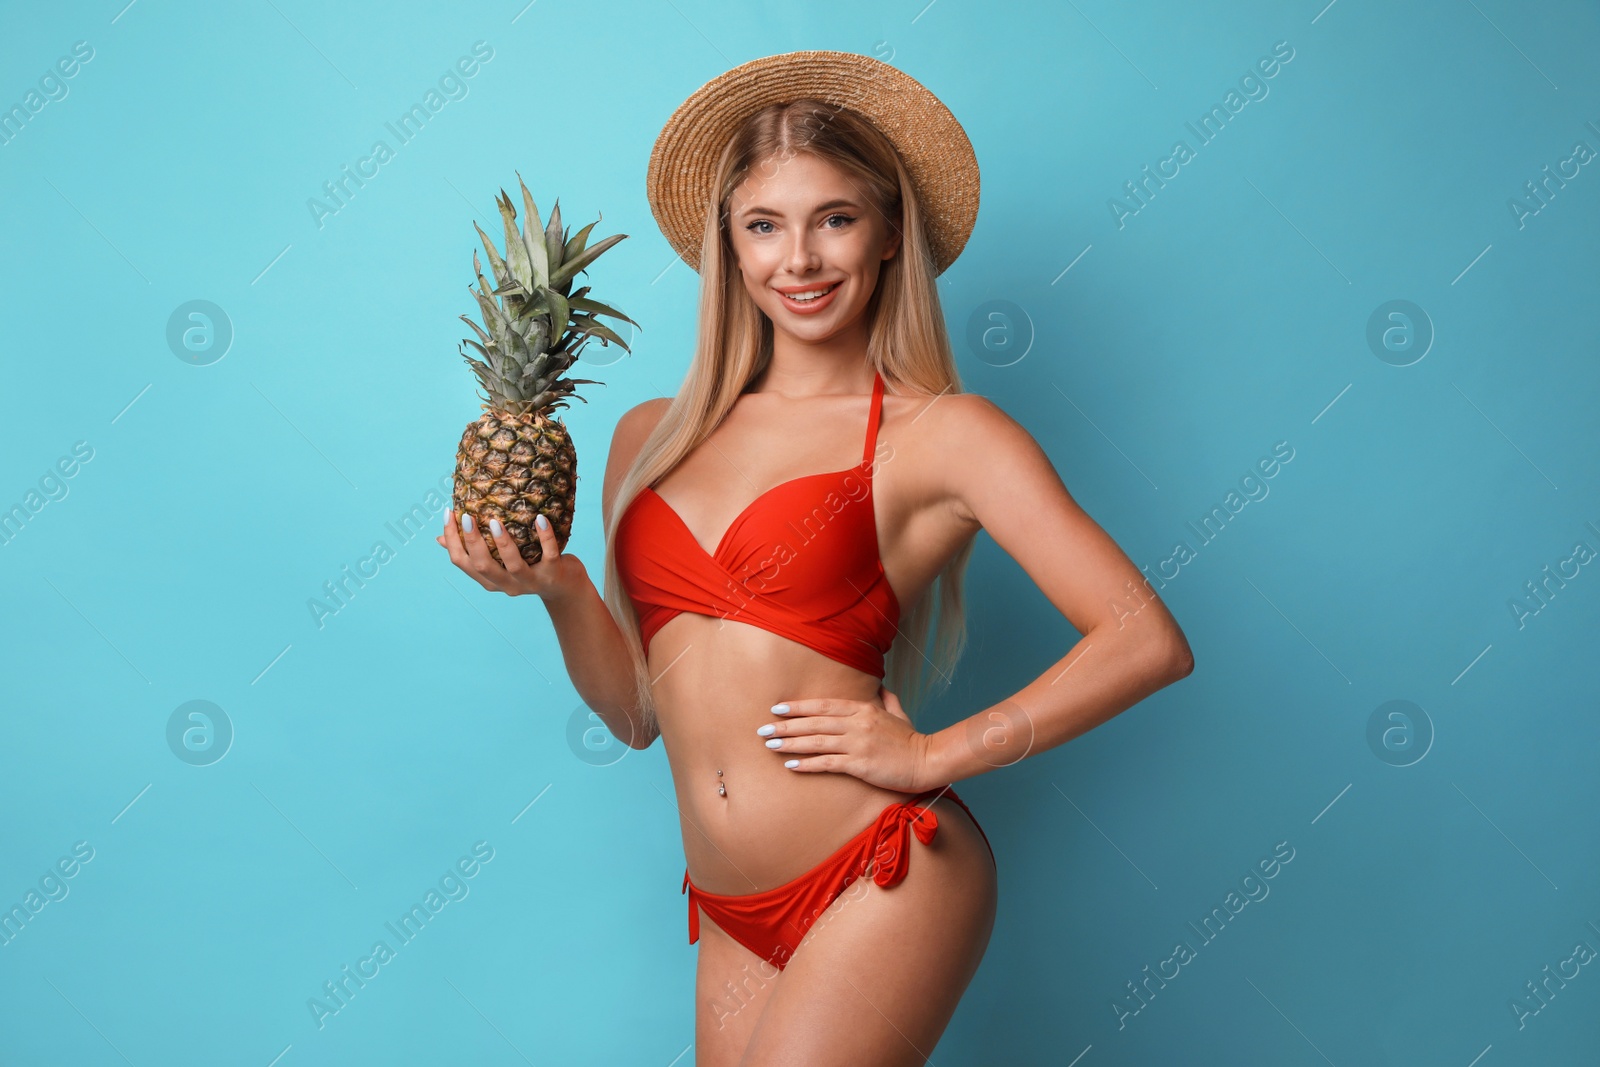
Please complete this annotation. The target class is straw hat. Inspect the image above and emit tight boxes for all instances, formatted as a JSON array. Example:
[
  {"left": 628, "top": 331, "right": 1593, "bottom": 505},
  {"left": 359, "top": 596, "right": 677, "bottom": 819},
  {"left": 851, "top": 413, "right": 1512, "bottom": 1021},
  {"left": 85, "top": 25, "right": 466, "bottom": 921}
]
[{"left": 646, "top": 50, "right": 979, "bottom": 276}]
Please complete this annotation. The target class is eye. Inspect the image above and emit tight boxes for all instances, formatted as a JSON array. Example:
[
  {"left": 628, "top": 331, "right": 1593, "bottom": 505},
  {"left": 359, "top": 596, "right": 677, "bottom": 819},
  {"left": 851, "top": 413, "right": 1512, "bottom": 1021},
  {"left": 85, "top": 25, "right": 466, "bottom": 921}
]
[{"left": 744, "top": 214, "right": 855, "bottom": 235}]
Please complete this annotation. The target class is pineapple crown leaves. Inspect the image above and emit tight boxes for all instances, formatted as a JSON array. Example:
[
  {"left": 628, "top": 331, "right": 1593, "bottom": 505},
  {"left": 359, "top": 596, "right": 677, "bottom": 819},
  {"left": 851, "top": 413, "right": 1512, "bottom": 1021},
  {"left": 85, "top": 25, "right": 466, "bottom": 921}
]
[{"left": 458, "top": 171, "right": 639, "bottom": 416}]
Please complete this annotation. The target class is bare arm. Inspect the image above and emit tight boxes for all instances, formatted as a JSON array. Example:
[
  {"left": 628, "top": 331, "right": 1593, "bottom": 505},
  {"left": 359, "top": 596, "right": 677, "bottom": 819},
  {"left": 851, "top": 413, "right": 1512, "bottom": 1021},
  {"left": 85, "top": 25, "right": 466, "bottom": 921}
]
[
  {"left": 543, "top": 397, "right": 672, "bottom": 748},
  {"left": 918, "top": 394, "right": 1194, "bottom": 786},
  {"left": 436, "top": 397, "right": 670, "bottom": 750}
]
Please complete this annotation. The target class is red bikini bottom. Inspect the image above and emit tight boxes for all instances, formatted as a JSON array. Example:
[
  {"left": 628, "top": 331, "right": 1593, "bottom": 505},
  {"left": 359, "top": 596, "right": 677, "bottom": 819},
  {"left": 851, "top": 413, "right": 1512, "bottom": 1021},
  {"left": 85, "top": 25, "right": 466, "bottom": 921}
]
[{"left": 683, "top": 785, "right": 994, "bottom": 972}]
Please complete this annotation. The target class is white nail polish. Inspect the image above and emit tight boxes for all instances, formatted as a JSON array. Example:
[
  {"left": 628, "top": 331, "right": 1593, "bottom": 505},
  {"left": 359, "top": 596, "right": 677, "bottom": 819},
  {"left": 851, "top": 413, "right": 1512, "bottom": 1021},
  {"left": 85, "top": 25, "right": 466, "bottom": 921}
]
[
  {"left": 771, "top": 703, "right": 790, "bottom": 714},
  {"left": 756, "top": 724, "right": 775, "bottom": 736},
  {"left": 462, "top": 514, "right": 474, "bottom": 532},
  {"left": 784, "top": 760, "right": 799, "bottom": 769},
  {"left": 764, "top": 739, "right": 782, "bottom": 749},
  {"left": 490, "top": 518, "right": 503, "bottom": 536}
]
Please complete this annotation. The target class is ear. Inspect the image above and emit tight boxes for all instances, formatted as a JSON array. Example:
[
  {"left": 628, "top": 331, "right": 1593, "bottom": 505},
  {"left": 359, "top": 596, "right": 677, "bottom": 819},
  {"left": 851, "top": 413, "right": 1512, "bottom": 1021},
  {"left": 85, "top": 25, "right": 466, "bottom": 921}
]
[{"left": 881, "top": 226, "right": 902, "bottom": 262}]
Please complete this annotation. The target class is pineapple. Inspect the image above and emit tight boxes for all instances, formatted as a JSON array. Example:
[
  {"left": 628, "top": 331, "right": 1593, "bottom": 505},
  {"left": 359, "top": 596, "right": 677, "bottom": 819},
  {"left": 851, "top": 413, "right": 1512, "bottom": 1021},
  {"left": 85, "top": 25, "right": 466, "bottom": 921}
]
[{"left": 454, "top": 172, "right": 636, "bottom": 565}]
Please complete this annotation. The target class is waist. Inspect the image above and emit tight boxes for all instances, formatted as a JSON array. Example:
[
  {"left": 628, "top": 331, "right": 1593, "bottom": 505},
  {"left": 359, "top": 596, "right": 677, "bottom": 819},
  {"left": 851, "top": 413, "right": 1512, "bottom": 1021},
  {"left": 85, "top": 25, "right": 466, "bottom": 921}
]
[
  {"left": 649, "top": 619, "right": 913, "bottom": 893},
  {"left": 673, "top": 766, "right": 913, "bottom": 894}
]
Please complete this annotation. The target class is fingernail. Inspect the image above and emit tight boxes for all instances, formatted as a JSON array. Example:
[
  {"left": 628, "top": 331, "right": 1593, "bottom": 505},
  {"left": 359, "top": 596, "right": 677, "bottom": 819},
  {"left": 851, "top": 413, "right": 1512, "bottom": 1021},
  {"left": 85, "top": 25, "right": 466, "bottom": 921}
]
[
  {"left": 784, "top": 760, "right": 799, "bottom": 769},
  {"left": 756, "top": 724, "right": 775, "bottom": 736},
  {"left": 771, "top": 704, "right": 790, "bottom": 714},
  {"left": 490, "top": 518, "right": 503, "bottom": 536},
  {"left": 462, "top": 514, "right": 474, "bottom": 532},
  {"left": 536, "top": 513, "right": 550, "bottom": 530},
  {"left": 764, "top": 739, "right": 783, "bottom": 749}
]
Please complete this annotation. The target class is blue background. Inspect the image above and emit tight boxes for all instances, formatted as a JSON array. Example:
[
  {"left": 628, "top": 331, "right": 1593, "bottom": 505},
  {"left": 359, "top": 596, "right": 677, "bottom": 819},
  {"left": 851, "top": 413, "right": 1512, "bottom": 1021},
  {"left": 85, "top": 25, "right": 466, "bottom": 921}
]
[{"left": 2, "top": 0, "right": 1598, "bottom": 1063}]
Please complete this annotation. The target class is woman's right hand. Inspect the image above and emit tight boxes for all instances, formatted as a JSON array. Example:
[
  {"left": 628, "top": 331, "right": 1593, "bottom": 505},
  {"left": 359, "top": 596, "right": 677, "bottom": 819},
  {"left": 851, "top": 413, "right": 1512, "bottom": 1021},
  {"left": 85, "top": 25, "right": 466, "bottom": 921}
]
[{"left": 437, "top": 508, "right": 585, "bottom": 599}]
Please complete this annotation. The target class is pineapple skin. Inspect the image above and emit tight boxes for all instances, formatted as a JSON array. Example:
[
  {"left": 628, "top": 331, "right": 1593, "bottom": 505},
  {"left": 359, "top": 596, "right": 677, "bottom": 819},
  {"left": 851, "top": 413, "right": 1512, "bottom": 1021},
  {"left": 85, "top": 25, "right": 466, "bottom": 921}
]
[{"left": 453, "top": 409, "right": 575, "bottom": 565}]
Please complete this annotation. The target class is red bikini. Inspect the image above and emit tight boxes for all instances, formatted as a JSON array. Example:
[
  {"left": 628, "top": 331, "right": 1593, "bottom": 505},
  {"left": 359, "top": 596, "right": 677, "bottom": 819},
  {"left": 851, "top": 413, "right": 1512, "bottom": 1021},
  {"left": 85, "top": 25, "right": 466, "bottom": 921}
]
[
  {"left": 615, "top": 369, "right": 901, "bottom": 678},
  {"left": 615, "top": 370, "right": 994, "bottom": 971},
  {"left": 683, "top": 785, "right": 993, "bottom": 971}
]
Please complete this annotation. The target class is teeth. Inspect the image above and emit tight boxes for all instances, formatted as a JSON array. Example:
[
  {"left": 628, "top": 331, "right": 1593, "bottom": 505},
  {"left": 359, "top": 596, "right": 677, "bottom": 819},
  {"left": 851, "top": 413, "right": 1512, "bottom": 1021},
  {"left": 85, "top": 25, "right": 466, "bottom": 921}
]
[{"left": 784, "top": 283, "right": 837, "bottom": 302}]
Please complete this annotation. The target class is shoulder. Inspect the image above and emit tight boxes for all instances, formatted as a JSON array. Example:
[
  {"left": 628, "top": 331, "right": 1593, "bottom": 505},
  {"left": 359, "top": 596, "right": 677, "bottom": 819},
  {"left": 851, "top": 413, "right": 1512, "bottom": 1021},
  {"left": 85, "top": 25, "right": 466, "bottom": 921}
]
[
  {"left": 603, "top": 397, "right": 673, "bottom": 522},
  {"left": 892, "top": 389, "right": 1029, "bottom": 447},
  {"left": 611, "top": 396, "right": 673, "bottom": 452},
  {"left": 893, "top": 390, "right": 1055, "bottom": 524},
  {"left": 916, "top": 390, "right": 1010, "bottom": 426}
]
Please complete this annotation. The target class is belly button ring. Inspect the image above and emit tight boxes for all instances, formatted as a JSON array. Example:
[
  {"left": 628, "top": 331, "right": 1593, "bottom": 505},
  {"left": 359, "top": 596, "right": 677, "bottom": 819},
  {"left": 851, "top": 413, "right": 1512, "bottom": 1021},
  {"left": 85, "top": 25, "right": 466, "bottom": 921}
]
[{"left": 717, "top": 768, "right": 725, "bottom": 796}]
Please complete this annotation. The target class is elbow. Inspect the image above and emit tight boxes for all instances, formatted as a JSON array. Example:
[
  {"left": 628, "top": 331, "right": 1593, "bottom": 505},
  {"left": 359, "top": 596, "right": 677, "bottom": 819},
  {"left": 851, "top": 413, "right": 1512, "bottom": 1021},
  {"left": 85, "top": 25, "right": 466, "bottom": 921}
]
[
  {"left": 590, "top": 701, "right": 657, "bottom": 750},
  {"left": 1169, "top": 647, "right": 1195, "bottom": 681},
  {"left": 623, "top": 711, "right": 660, "bottom": 750},
  {"left": 1161, "top": 630, "right": 1195, "bottom": 682},
  {"left": 1128, "top": 620, "right": 1192, "bottom": 683}
]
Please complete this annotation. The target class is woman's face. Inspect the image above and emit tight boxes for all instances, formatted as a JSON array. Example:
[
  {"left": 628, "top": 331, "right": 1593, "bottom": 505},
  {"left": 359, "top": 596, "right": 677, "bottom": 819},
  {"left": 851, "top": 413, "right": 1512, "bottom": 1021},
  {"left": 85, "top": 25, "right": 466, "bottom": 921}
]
[{"left": 725, "top": 150, "right": 900, "bottom": 343}]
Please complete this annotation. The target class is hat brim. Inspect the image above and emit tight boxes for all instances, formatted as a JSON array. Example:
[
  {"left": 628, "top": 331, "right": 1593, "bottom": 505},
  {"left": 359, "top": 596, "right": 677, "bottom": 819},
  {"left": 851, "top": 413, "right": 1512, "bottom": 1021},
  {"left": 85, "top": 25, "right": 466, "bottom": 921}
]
[{"left": 646, "top": 50, "right": 979, "bottom": 276}]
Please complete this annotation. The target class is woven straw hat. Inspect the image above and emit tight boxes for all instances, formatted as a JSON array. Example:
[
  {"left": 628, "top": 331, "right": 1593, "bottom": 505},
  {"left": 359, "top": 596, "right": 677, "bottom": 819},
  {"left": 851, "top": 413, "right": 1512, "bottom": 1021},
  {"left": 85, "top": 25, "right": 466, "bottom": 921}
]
[{"left": 646, "top": 50, "right": 979, "bottom": 276}]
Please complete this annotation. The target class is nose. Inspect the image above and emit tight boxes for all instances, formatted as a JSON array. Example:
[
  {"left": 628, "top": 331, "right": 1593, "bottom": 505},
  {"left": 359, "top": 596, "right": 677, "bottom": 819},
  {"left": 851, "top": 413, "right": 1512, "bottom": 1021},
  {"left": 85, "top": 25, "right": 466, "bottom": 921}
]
[{"left": 784, "top": 226, "right": 821, "bottom": 273}]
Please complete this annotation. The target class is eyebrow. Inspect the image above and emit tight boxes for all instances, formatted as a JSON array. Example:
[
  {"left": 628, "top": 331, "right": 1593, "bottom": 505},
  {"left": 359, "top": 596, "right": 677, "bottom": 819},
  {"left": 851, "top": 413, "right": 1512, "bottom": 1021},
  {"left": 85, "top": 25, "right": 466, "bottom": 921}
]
[{"left": 737, "top": 198, "right": 861, "bottom": 218}]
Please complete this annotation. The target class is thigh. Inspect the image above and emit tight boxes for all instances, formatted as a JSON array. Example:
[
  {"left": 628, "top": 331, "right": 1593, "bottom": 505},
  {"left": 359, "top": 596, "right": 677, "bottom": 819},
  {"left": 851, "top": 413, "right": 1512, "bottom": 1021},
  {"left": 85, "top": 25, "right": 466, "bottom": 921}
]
[
  {"left": 693, "top": 903, "right": 785, "bottom": 1066},
  {"left": 735, "top": 796, "right": 999, "bottom": 1067}
]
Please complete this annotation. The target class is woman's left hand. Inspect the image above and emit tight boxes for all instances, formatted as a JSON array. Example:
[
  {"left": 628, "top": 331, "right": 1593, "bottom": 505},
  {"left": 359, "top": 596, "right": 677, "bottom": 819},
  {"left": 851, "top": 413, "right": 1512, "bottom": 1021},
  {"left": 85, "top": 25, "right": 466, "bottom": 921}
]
[{"left": 759, "top": 686, "right": 936, "bottom": 794}]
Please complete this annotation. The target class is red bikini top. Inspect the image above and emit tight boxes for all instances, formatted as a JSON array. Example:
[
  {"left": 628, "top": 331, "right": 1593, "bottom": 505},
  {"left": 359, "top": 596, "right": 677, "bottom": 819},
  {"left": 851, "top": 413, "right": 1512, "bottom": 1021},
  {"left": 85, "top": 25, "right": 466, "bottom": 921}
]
[{"left": 614, "top": 371, "right": 901, "bottom": 678}]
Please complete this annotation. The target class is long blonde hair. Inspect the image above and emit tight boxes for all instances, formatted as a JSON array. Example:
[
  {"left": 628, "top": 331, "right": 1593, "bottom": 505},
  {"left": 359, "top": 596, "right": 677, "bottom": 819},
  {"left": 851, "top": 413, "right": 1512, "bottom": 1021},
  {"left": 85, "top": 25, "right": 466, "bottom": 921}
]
[{"left": 603, "top": 99, "right": 978, "bottom": 734}]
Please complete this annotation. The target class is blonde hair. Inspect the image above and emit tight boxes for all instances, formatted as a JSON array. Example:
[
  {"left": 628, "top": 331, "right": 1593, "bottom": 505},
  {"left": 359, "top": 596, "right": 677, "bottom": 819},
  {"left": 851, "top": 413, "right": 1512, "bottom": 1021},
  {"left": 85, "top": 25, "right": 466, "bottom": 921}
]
[{"left": 602, "top": 99, "right": 978, "bottom": 734}]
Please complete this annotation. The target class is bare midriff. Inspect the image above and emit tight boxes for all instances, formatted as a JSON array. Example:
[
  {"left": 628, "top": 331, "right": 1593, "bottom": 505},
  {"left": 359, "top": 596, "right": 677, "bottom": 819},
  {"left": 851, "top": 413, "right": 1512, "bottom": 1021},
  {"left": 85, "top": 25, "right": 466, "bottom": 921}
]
[{"left": 649, "top": 612, "right": 916, "bottom": 896}]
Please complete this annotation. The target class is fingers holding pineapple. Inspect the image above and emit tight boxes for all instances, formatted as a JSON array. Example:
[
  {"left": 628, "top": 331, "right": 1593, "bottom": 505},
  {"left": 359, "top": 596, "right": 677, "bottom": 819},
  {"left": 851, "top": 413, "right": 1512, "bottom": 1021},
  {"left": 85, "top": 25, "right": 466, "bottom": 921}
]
[
  {"left": 437, "top": 508, "right": 493, "bottom": 581},
  {"left": 437, "top": 507, "right": 569, "bottom": 597},
  {"left": 529, "top": 511, "right": 564, "bottom": 561}
]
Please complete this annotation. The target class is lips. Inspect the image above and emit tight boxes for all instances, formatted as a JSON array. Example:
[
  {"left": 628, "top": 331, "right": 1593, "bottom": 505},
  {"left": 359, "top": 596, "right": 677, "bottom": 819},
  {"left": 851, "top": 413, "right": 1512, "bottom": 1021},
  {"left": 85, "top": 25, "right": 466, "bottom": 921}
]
[{"left": 774, "top": 281, "right": 842, "bottom": 314}]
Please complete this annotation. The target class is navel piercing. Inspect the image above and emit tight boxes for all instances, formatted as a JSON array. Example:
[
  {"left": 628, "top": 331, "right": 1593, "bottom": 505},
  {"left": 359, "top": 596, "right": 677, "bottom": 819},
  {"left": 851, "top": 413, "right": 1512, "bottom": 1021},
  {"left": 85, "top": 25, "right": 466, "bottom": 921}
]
[{"left": 716, "top": 768, "right": 726, "bottom": 797}]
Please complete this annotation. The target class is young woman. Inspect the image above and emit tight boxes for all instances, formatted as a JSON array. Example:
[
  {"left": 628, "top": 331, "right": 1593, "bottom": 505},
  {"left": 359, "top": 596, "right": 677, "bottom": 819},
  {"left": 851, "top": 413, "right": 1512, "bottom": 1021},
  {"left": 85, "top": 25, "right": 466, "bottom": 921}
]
[{"left": 439, "top": 51, "right": 1193, "bottom": 1066}]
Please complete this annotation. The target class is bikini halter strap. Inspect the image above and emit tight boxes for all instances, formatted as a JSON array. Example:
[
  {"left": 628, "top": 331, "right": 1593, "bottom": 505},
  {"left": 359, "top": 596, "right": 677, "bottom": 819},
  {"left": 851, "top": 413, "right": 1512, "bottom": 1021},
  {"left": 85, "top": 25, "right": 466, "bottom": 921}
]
[{"left": 862, "top": 370, "right": 885, "bottom": 468}]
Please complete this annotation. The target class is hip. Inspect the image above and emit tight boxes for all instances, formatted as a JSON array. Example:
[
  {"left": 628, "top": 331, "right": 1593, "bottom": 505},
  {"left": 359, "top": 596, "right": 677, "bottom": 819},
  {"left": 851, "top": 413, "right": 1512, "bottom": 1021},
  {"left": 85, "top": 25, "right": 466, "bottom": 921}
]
[{"left": 676, "top": 767, "right": 993, "bottom": 896}]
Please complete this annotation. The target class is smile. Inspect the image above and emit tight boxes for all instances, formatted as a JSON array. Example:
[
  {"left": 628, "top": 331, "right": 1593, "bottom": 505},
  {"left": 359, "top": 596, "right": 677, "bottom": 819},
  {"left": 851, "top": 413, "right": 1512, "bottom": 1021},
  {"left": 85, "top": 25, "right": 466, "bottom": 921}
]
[{"left": 775, "top": 281, "right": 842, "bottom": 314}]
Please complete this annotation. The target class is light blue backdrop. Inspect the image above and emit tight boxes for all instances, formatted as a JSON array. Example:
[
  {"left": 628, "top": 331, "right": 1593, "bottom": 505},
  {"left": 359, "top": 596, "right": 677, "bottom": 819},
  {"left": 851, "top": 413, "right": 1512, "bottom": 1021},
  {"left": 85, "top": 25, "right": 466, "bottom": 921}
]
[{"left": 2, "top": 0, "right": 1597, "bottom": 1063}]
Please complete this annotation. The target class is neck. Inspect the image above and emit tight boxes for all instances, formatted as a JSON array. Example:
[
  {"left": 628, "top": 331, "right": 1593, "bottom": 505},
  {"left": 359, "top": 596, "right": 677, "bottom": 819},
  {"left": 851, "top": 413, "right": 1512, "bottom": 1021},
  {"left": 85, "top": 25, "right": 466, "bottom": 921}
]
[{"left": 752, "top": 317, "right": 875, "bottom": 397}]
